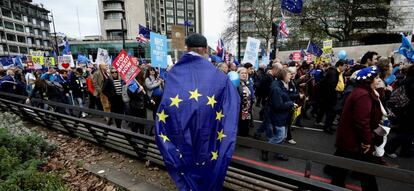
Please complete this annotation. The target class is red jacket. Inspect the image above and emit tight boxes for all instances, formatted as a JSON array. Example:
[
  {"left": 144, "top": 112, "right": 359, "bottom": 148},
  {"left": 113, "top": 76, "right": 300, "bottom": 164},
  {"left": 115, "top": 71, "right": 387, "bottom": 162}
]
[
  {"left": 86, "top": 77, "right": 95, "bottom": 94},
  {"left": 336, "top": 85, "right": 382, "bottom": 153}
]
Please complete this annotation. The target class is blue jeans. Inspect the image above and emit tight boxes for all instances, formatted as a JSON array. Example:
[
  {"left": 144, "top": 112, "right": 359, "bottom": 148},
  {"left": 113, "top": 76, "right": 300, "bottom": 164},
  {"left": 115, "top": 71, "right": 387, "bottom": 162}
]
[
  {"left": 256, "top": 120, "right": 274, "bottom": 139},
  {"left": 268, "top": 125, "right": 286, "bottom": 145}
]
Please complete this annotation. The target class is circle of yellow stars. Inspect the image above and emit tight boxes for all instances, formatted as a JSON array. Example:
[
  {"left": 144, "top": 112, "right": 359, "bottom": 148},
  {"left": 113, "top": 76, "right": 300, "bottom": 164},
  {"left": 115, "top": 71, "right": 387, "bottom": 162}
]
[{"left": 156, "top": 89, "right": 227, "bottom": 161}]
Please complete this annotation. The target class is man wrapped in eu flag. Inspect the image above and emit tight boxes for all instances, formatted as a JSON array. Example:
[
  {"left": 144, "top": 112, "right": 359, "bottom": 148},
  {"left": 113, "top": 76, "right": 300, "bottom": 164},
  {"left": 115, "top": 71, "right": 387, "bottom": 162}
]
[{"left": 155, "top": 33, "right": 240, "bottom": 191}]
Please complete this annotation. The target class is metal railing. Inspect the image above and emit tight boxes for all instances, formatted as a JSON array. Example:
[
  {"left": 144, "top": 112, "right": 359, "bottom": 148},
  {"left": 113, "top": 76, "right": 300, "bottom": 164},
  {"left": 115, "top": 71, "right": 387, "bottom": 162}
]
[{"left": 1, "top": 92, "right": 413, "bottom": 191}]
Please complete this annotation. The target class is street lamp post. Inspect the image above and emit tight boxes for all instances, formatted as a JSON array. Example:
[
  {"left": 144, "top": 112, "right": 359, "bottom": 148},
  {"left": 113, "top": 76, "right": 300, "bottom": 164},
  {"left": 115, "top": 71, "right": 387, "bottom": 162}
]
[
  {"left": 238, "top": 0, "right": 241, "bottom": 61},
  {"left": 50, "top": 12, "right": 59, "bottom": 56},
  {"left": 121, "top": 19, "right": 126, "bottom": 50}
]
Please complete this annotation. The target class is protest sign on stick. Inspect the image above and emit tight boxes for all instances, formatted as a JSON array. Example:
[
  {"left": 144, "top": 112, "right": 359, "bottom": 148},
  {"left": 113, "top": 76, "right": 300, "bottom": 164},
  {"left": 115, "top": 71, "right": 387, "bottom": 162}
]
[{"left": 112, "top": 49, "right": 141, "bottom": 84}]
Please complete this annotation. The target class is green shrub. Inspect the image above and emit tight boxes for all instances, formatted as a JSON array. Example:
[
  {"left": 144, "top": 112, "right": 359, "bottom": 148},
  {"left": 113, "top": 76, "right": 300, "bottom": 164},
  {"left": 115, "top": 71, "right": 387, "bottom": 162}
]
[{"left": 0, "top": 113, "right": 67, "bottom": 191}]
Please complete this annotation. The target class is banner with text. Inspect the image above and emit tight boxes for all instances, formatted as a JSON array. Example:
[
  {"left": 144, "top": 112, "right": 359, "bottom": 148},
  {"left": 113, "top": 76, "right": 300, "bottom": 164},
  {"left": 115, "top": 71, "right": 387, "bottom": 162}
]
[
  {"left": 242, "top": 37, "right": 261, "bottom": 68},
  {"left": 150, "top": 32, "right": 168, "bottom": 68},
  {"left": 112, "top": 49, "right": 141, "bottom": 84},
  {"left": 322, "top": 39, "right": 333, "bottom": 63}
]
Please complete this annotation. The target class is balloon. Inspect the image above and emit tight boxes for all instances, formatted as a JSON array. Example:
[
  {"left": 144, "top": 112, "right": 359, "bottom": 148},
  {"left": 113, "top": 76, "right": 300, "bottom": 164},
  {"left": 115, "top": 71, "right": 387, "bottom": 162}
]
[
  {"left": 338, "top": 50, "right": 347, "bottom": 60},
  {"left": 227, "top": 71, "right": 240, "bottom": 88}
]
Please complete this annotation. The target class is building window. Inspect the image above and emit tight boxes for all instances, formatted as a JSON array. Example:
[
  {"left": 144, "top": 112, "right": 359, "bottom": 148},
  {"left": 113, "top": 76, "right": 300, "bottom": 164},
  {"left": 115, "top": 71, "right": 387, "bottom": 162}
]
[
  {"left": 27, "top": 38, "right": 32, "bottom": 44},
  {"left": 36, "top": 39, "right": 41, "bottom": 46},
  {"left": 40, "top": 21, "right": 44, "bottom": 27},
  {"left": 2, "top": 9, "right": 12, "bottom": 17},
  {"left": 189, "top": 27, "right": 194, "bottom": 32},
  {"left": 13, "top": 13, "right": 22, "bottom": 20},
  {"left": 167, "top": 17, "right": 174, "bottom": 24},
  {"left": 177, "top": 18, "right": 184, "bottom": 24},
  {"left": 32, "top": 18, "right": 37, "bottom": 25},
  {"left": 42, "top": 31, "right": 46, "bottom": 37},
  {"left": 177, "top": 3, "right": 184, "bottom": 9},
  {"left": 34, "top": 29, "right": 39, "bottom": 35},
  {"left": 43, "top": 40, "right": 48, "bottom": 47},
  {"left": 23, "top": 16, "right": 28, "bottom": 22},
  {"left": 166, "top": 9, "right": 173, "bottom": 16},
  {"left": 15, "top": 24, "right": 24, "bottom": 32},
  {"left": 9, "top": 45, "right": 18, "bottom": 53},
  {"left": 166, "top": 2, "right": 173, "bottom": 8},
  {"left": 177, "top": 10, "right": 184, "bottom": 17},
  {"left": 167, "top": 25, "right": 172, "bottom": 31},
  {"left": 6, "top": 34, "right": 16, "bottom": 41},
  {"left": 25, "top": 26, "right": 30, "bottom": 33},
  {"left": 188, "top": 12, "right": 194, "bottom": 18},
  {"left": 188, "top": 4, "right": 194, "bottom": 10},
  {"left": 17, "top": 36, "right": 25, "bottom": 43},
  {"left": 4, "top": 21, "right": 14, "bottom": 30},
  {"left": 19, "top": 47, "right": 28, "bottom": 54},
  {"left": 104, "top": 12, "right": 123, "bottom": 19}
]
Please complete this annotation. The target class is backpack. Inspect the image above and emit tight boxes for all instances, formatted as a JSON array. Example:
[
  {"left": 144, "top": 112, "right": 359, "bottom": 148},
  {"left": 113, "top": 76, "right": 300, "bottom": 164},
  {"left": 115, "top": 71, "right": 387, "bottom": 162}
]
[{"left": 387, "top": 85, "right": 410, "bottom": 111}]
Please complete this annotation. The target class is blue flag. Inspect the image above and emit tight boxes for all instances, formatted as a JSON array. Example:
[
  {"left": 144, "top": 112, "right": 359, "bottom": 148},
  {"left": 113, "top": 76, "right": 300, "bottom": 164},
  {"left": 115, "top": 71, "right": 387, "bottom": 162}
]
[
  {"left": 281, "top": 0, "right": 303, "bottom": 14},
  {"left": 155, "top": 53, "right": 240, "bottom": 191},
  {"left": 184, "top": 20, "right": 193, "bottom": 27},
  {"left": 139, "top": 24, "right": 151, "bottom": 39},
  {"left": 399, "top": 34, "right": 414, "bottom": 62},
  {"left": 77, "top": 54, "right": 90, "bottom": 64},
  {"left": 128, "top": 80, "right": 139, "bottom": 93},
  {"left": 306, "top": 42, "right": 323, "bottom": 57},
  {"left": 62, "top": 36, "right": 71, "bottom": 55}
]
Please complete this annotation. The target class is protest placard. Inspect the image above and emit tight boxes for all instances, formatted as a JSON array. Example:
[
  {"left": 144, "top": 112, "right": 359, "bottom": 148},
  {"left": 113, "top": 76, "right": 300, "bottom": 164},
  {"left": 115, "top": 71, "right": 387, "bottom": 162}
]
[
  {"left": 242, "top": 37, "right": 261, "bottom": 66},
  {"left": 112, "top": 49, "right": 141, "bottom": 84},
  {"left": 96, "top": 48, "right": 111, "bottom": 65},
  {"left": 150, "top": 32, "right": 168, "bottom": 68},
  {"left": 171, "top": 25, "right": 186, "bottom": 50},
  {"left": 58, "top": 55, "right": 74, "bottom": 70},
  {"left": 292, "top": 52, "right": 302, "bottom": 62}
]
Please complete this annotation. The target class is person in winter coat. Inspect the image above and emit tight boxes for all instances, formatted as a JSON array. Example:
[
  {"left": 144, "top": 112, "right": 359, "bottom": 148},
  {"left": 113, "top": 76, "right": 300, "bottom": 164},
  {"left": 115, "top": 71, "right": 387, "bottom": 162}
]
[
  {"left": 93, "top": 63, "right": 111, "bottom": 117},
  {"left": 127, "top": 80, "right": 151, "bottom": 134},
  {"left": 315, "top": 60, "right": 346, "bottom": 134},
  {"left": 385, "top": 64, "right": 414, "bottom": 158},
  {"left": 102, "top": 69, "right": 125, "bottom": 128},
  {"left": 237, "top": 67, "right": 253, "bottom": 137},
  {"left": 69, "top": 68, "right": 88, "bottom": 117},
  {"left": 263, "top": 68, "right": 294, "bottom": 161},
  {"left": 145, "top": 67, "right": 163, "bottom": 120},
  {"left": 331, "top": 66, "right": 382, "bottom": 191}
]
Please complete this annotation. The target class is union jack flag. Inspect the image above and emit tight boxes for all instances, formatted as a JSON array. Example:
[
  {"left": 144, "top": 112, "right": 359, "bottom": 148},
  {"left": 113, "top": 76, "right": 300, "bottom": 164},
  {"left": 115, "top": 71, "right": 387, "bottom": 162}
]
[
  {"left": 279, "top": 12, "right": 289, "bottom": 38},
  {"left": 216, "top": 38, "right": 225, "bottom": 61},
  {"left": 136, "top": 25, "right": 150, "bottom": 44},
  {"left": 136, "top": 34, "right": 149, "bottom": 44}
]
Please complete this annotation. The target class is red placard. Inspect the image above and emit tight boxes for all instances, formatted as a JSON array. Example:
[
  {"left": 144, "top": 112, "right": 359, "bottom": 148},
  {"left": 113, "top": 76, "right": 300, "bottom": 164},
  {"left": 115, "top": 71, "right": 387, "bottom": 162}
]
[
  {"left": 292, "top": 52, "right": 302, "bottom": 62},
  {"left": 112, "top": 50, "right": 141, "bottom": 84},
  {"left": 306, "top": 53, "right": 313, "bottom": 63}
]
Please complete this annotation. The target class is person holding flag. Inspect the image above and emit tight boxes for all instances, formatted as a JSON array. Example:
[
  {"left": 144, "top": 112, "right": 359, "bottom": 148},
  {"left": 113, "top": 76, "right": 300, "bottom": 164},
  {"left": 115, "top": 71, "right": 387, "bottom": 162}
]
[{"left": 155, "top": 33, "right": 240, "bottom": 190}]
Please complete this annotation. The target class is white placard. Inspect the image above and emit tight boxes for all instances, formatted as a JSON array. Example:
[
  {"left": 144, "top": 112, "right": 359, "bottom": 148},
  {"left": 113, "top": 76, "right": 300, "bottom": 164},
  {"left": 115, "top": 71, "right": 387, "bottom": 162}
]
[{"left": 242, "top": 37, "right": 261, "bottom": 65}]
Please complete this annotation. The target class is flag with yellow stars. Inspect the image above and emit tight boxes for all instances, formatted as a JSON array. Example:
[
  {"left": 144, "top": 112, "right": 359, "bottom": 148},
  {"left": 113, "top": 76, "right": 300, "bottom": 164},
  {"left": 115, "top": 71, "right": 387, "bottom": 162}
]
[{"left": 155, "top": 52, "right": 240, "bottom": 191}]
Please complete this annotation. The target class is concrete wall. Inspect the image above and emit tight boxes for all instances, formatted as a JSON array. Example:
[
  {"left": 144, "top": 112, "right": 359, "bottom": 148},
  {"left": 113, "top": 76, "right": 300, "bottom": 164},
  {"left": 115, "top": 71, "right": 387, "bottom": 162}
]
[
  {"left": 276, "top": 43, "right": 409, "bottom": 63},
  {"left": 124, "top": 0, "right": 146, "bottom": 39}
]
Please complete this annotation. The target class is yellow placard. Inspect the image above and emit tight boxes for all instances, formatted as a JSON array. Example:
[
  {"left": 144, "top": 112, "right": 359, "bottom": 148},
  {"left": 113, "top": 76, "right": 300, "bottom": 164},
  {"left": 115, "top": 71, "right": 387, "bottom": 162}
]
[{"left": 32, "top": 56, "right": 45, "bottom": 65}]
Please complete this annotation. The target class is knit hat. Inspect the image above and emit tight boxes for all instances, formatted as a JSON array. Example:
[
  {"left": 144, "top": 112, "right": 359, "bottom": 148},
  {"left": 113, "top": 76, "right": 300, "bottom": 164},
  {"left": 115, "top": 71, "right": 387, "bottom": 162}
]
[
  {"left": 353, "top": 65, "right": 379, "bottom": 81},
  {"left": 185, "top": 33, "right": 208, "bottom": 48}
]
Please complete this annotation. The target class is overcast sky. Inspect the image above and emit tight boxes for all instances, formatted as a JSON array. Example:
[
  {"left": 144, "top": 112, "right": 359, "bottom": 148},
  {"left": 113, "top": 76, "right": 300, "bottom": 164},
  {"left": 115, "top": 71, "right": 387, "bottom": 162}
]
[{"left": 33, "top": 0, "right": 228, "bottom": 49}]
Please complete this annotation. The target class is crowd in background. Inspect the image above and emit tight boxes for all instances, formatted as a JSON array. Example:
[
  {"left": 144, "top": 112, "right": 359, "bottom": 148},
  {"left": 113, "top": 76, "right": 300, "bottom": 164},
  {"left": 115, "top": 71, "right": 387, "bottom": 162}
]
[{"left": 1, "top": 49, "right": 414, "bottom": 190}]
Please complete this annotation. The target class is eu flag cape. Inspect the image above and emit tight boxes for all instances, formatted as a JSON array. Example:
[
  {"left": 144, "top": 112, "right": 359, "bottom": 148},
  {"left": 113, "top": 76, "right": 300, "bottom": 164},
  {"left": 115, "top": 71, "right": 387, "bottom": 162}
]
[{"left": 155, "top": 52, "right": 240, "bottom": 191}]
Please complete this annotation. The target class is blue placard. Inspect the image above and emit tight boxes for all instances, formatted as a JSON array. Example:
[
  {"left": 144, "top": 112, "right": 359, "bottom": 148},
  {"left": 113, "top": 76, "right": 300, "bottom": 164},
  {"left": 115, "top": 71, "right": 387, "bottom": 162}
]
[{"left": 150, "top": 32, "right": 168, "bottom": 69}]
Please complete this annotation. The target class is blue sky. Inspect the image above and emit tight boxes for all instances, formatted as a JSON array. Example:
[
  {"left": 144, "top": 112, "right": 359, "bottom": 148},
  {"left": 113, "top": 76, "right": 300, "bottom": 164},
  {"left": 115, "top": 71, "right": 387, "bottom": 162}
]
[{"left": 33, "top": 0, "right": 228, "bottom": 49}]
